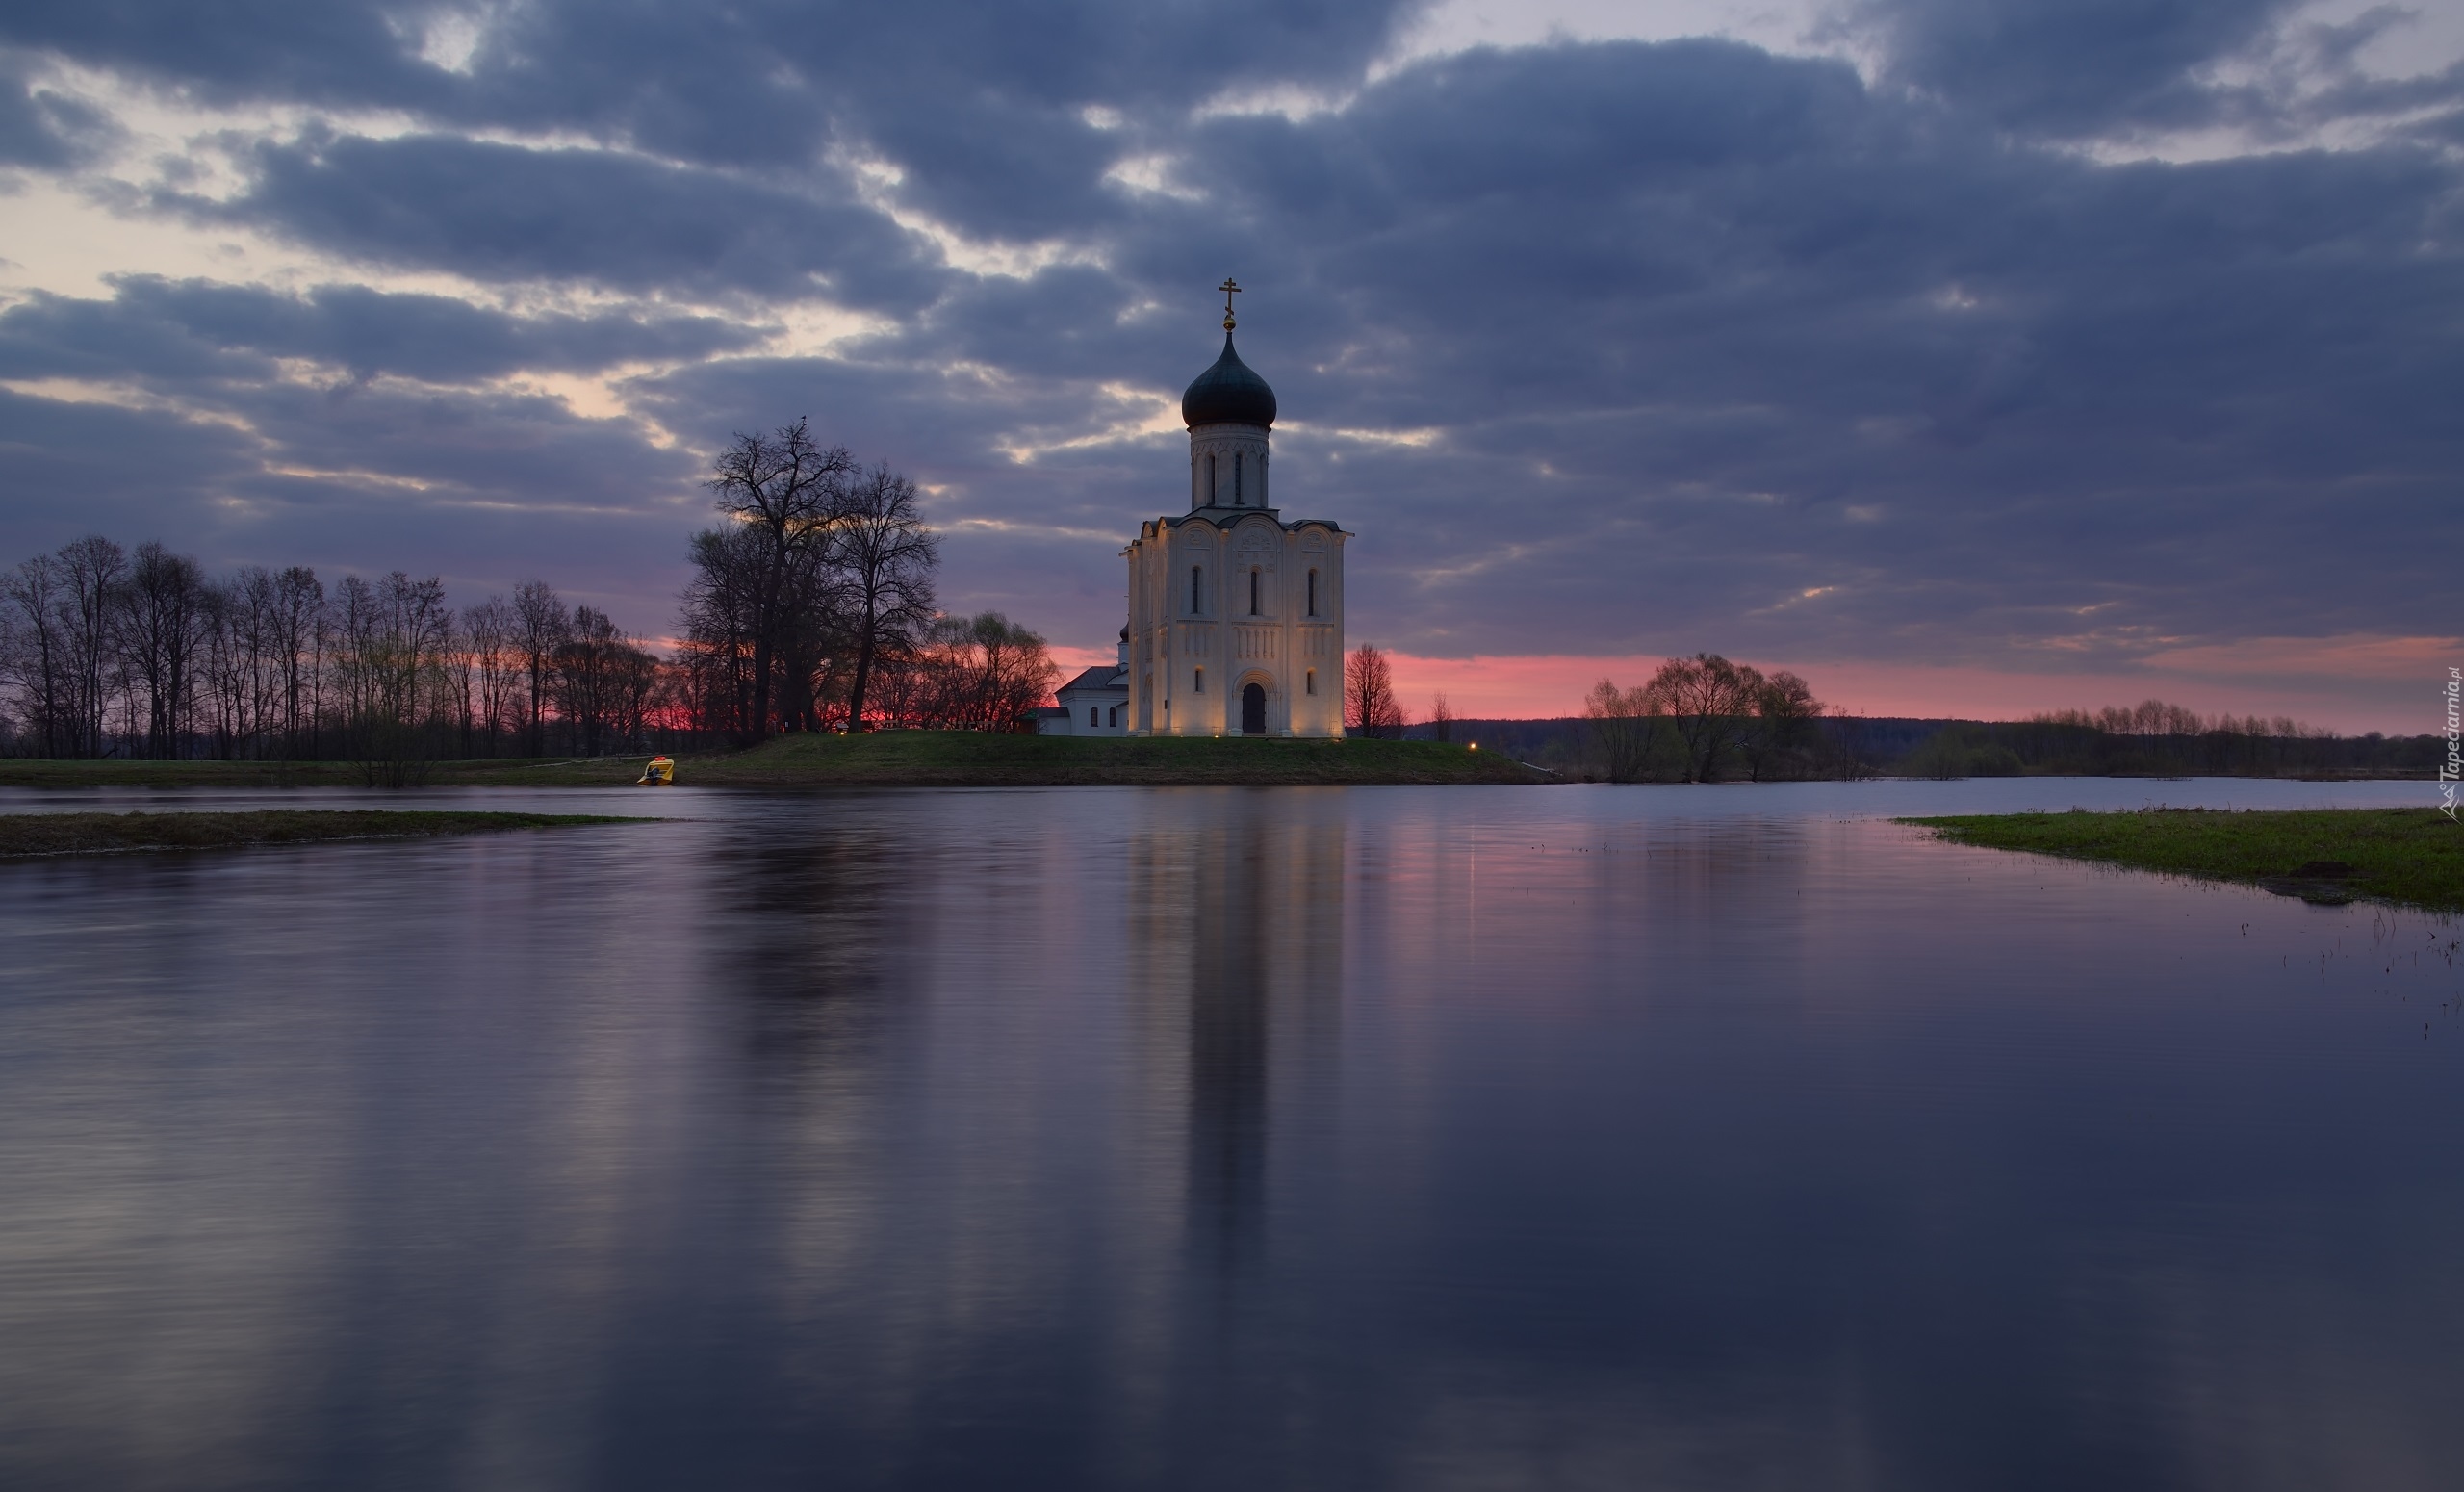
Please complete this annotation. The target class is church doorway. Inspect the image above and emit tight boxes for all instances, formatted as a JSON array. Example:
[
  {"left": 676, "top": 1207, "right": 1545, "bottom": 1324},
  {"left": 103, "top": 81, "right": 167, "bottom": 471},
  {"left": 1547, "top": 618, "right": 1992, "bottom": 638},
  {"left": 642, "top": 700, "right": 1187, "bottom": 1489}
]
[{"left": 1240, "top": 682, "right": 1267, "bottom": 736}]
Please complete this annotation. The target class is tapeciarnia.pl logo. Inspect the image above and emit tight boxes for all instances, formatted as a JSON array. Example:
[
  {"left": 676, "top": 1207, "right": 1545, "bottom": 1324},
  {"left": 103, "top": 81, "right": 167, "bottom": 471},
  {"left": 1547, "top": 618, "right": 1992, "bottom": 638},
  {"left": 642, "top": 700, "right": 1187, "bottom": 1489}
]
[{"left": 2443, "top": 666, "right": 2460, "bottom": 821}]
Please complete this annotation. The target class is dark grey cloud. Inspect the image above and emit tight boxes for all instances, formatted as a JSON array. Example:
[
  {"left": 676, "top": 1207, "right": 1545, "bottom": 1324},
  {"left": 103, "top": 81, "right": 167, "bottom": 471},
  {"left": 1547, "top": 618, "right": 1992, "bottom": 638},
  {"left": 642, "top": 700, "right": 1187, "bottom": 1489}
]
[
  {"left": 0, "top": 4, "right": 449, "bottom": 110},
  {"left": 1849, "top": 0, "right": 2300, "bottom": 136},
  {"left": 1842, "top": 0, "right": 2464, "bottom": 143},
  {"left": 183, "top": 131, "right": 945, "bottom": 305},
  {"left": 0, "top": 52, "right": 114, "bottom": 167},
  {"left": 0, "top": 275, "right": 759, "bottom": 385},
  {"left": 0, "top": 1, "right": 2454, "bottom": 719},
  {"left": 0, "top": 376, "right": 703, "bottom": 622}
]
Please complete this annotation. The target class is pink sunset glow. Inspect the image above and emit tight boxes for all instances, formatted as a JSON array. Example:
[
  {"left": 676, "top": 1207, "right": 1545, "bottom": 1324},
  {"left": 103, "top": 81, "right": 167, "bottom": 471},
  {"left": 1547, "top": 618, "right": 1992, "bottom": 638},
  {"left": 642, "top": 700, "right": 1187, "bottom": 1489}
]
[{"left": 1051, "top": 634, "right": 2460, "bottom": 737}]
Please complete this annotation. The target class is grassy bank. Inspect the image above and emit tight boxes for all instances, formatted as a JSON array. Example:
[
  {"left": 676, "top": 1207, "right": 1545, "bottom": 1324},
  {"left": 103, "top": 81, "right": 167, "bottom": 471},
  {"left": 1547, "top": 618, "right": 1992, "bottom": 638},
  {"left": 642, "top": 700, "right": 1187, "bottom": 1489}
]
[
  {"left": 674, "top": 732, "right": 1542, "bottom": 786},
  {"left": 0, "top": 756, "right": 617, "bottom": 788},
  {"left": 0, "top": 810, "right": 642, "bottom": 859},
  {"left": 1903, "top": 808, "right": 2463, "bottom": 913},
  {"left": 0, "top": 733, "right": 1543, "bottom": 789}
]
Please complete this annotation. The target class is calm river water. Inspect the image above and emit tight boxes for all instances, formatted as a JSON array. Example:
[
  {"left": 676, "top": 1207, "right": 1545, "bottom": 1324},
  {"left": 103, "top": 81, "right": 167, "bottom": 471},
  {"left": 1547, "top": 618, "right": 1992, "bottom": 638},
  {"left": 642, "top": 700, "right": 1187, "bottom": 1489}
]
[{"left": 1, "top": 778, "right": 2456, "bottom": 1491}]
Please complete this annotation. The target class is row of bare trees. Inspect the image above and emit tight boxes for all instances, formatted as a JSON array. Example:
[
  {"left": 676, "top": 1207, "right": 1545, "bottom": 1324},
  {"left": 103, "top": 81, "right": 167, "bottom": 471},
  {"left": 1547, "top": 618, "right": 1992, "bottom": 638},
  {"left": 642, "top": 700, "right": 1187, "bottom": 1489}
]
[
  {"left": 3, "top": 420, "right": 1093, "bottom": 757},
  {"left": 1895, "top": 699, "right": 2360, "bottom": 778},
  {"left": 880, "top": 613, "right": 1062, "bottom": 731},
  {"left": 0, "top": 535, "right": 666, "bottom": 766},
  {"left": 2027, "top": 700, "right": 2330, "bottom": 741},
  {"left": 1584, "top": 653, "right": 1828, "bottom": 782}
]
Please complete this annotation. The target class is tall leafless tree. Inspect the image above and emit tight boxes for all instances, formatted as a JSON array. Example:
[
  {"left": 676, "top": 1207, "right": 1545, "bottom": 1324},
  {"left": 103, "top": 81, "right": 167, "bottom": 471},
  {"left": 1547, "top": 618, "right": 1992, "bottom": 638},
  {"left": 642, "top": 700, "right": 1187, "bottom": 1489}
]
[
  {"left": 706, "top": 417, "right": 856, "bottom": 740},
  {"left": 677, "top": 520, "right": 769, "bottom": 739},
  {"left": 1, "top": 554, "right": 71, "bottom": 758},
  {"left": 119, "top": 541, "right": 212, "bottom": 759},
  {"left": 56, "top": 536, "right": 126, "bottom": 758},
  {"left": 1346, "top": 643, "right": 1405, "bottom": 739},
  {"left": 270, "top": 566, "right": 325, "bottom": 758},
  {"left": 512, "top": 579, "right": 569, "bottom": 755},
  {"left": 1583, "top": 677, "right": 1662, "bottom": 782},
  {"left": 462, "top": 595, "right": 524, "bottom": 754},
  {"left": 826, "top": 461, "right": 937, "bottom": 732}
]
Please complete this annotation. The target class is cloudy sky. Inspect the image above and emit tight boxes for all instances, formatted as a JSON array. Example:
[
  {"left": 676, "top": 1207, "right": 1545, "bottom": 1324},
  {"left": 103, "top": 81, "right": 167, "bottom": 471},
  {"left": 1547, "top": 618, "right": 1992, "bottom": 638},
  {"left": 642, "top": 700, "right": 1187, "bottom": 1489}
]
[{"left": 1, "top": 0, "right": 2457, "bottom": 728}]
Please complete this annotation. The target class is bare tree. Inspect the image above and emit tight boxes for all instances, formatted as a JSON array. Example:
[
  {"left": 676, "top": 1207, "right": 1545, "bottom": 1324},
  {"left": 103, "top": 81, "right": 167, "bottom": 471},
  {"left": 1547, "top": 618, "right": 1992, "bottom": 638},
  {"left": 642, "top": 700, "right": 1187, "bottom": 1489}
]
[
  {"left": 1429, "top": 691, "right": 1455, "bottom": 744},
  {"left": 1, "top": 554, "right": 71, "bottom": 757},
  {"left": 1346, "top": 644, "right": 1405, "bottom": 739},
  {"left": 332, "top": 571, "right": 452, "bottom": 782},
  {"left": 192, "top": 566, "right": 282, "bottom": 759},
  {"left": 553, "top": 605, "right": 665, "bottom": 754},
  {"left": 119, "top": 541, "right": 212, "bottom": 759},
  {"left": 1640, "top": 653, "right": 1762, "bottom": 782},
  {"left": 270, "top": 566, "right": 324, "bottom": 758},
  {"left": 904, "top": 611, "right": 1057, "bottom": 731},
  {"left": 677, "top": 521, "right": 768, "bottom": 739},
  {"left": 831, "top": 461, "right": 938, "bottom": 731},
  {"left": 54, "top": 537, "right": 127, "bottom": 757},
  {"left": 199, "top": 577, "right": 244, "bottom": 758},
  {"left": 512, "top": 579, "right": 569, "bottom": 754},
  {"left": 1740, "top": 669, "right": 1823, "bottom": 781},
  {"left": 234, "top": 567, "right": 281, "bottom": 758},
  {"left": 1583, "top": 678, "right": 1662, "bottom": 783},
  {"left": 706, "top": 418, "right": 856, "bottom": 740},
  {"left": 462, "top": 596, "right": 524, "bottom": 754}
]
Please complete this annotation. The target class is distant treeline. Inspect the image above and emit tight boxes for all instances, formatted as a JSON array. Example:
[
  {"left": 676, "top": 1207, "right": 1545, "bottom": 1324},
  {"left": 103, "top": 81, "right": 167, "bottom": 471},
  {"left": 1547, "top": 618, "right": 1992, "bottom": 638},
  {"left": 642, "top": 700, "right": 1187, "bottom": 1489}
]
[
  {"left": 1854, "top": 713, "right": 2433, "bottom": 780},
  {"left": 0, "top": 533, "right": 1060, "bottom": 771},
  {"left": 0, "top": 422, "right": 1063, "bottom": 770},
  {"left": 1404, "top": 659, "right": 2435, "bottom": 781},
  {"left": 0, "top": 536, "right": 675, "bottom": 778}
]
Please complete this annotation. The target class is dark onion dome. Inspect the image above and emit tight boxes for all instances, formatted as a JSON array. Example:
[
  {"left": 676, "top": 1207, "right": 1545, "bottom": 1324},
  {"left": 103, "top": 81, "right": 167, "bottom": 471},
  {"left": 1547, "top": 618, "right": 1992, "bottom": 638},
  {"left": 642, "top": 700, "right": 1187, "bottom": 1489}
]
[{"left": 1181, "top": 333, "right": 1277, "bottom": 428}]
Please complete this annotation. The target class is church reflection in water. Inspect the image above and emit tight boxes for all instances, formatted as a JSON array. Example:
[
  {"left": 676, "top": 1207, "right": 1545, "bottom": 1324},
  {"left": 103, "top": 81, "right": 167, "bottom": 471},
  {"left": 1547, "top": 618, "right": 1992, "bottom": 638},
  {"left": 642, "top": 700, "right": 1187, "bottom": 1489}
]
[{"left": 1124, "top": 794, "right": 1346, "bottom": 1276}]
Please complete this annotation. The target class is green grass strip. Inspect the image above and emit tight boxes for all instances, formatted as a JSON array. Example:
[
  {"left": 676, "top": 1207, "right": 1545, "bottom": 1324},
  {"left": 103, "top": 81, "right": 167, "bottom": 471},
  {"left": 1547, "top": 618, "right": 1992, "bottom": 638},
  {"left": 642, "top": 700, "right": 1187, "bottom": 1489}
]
[
  {"left": 0, "top": 810, "right": 647, "bottom": 859},
  {"left": 1900, "top": 807, "right": 2464, "bottom": 913},
  {"left": 0, "top": 733, "right": 1542, "bottom": 788},
  {"left": 670, "top": 732, "right": 1543, "bottom": 786}
]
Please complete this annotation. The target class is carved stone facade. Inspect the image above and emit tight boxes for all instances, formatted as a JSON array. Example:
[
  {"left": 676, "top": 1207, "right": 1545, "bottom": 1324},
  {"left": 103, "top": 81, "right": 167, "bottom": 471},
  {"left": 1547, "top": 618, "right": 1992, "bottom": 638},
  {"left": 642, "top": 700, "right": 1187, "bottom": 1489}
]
[
  {"left": 1125, "top": 504, "right": 1345, "bottom": 737},
  {"left": 1122, "top": 326, "right": 1346, "bottom": 737}
]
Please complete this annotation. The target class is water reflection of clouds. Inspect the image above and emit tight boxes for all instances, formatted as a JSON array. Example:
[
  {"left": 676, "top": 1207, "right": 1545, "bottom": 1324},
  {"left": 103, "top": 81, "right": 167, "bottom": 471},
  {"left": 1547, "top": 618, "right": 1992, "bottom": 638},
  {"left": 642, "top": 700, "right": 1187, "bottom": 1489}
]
[{"left": 0, "top": 789, "right": 2459, "bottom": 1488}]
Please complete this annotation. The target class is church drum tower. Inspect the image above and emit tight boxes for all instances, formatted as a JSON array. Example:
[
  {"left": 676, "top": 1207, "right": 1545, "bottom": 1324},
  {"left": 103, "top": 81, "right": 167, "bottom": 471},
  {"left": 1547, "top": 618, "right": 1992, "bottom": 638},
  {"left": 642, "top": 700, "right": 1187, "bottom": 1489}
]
[{"left": 1124, "top": 283, "right": 1348, "bottom": 737}]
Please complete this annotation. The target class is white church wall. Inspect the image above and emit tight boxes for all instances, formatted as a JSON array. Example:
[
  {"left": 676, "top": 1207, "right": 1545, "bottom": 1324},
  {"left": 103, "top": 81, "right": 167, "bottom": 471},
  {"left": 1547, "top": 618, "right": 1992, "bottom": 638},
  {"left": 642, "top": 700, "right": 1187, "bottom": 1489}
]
[{"left": 1121, "top": 322, "right": 1345, "bottom": 738}]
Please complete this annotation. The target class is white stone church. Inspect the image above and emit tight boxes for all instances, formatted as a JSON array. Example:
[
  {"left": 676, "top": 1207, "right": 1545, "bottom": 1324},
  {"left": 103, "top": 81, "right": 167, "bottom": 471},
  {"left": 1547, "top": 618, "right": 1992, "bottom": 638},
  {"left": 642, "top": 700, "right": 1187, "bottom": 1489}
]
[{"left": 1044, "top": 287, "right": 1348, "bottom": 737}]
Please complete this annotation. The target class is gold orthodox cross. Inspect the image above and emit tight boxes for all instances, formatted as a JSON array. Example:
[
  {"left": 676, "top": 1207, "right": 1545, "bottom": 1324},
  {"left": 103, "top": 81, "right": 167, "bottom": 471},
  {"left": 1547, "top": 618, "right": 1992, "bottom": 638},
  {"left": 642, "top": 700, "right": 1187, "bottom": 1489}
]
[{"left": 1219, "top": 277, "right": 1242, "bottom": 330}]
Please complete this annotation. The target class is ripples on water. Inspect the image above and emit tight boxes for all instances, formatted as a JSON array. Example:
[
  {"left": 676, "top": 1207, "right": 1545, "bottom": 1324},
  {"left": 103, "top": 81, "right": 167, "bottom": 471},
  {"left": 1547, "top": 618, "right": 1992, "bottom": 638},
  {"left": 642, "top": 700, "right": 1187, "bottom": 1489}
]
[{"left": 0, "top": 780, "right": 2456, "bottom": 1491}]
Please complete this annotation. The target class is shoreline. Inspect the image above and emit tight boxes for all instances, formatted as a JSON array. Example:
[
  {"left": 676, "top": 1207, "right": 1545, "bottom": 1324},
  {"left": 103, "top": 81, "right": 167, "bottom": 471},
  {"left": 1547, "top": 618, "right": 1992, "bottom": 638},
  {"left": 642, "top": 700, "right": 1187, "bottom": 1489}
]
[
  {"left": 0, "top": 810, "right": 645, "bottom": 860},
  {"left": 0, "top": 733, "right": 1546, "bottom": 789},
  {"left": 1903, "top": 807, "right": 2463, "bottom": 914}
]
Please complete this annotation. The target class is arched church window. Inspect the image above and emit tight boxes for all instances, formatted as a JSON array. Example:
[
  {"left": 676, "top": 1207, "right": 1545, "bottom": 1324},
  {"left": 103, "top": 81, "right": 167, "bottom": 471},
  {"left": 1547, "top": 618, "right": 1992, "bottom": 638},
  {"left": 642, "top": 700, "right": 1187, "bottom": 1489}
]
[
  {"left": 1234, "top": 452, "right": 1244, "bottom": 505},
  {"left": 1194, "top": 667, "right": 1205, "bottom": 693},
  {"left": 1090, "top": 707, "right": 1098, "bottom": 727},
  {"left": 1190, "top": 566, "right": 1202, "bottom": 613},
  {"left": 1107, "top": 706, "right": 1117, "bottom": 727},
  {"left": 1207, "top": 453, "right": 1217, "bottom": 503},
  {"left": 1305, "top": 668, "right": 1316, "bottom": 695},
  {"left": 1249, "top": 567, "right": 1260, "bottom": 615},
  {"left": 1307, "top": 569, "right": 1318, "bottom": 616}
]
